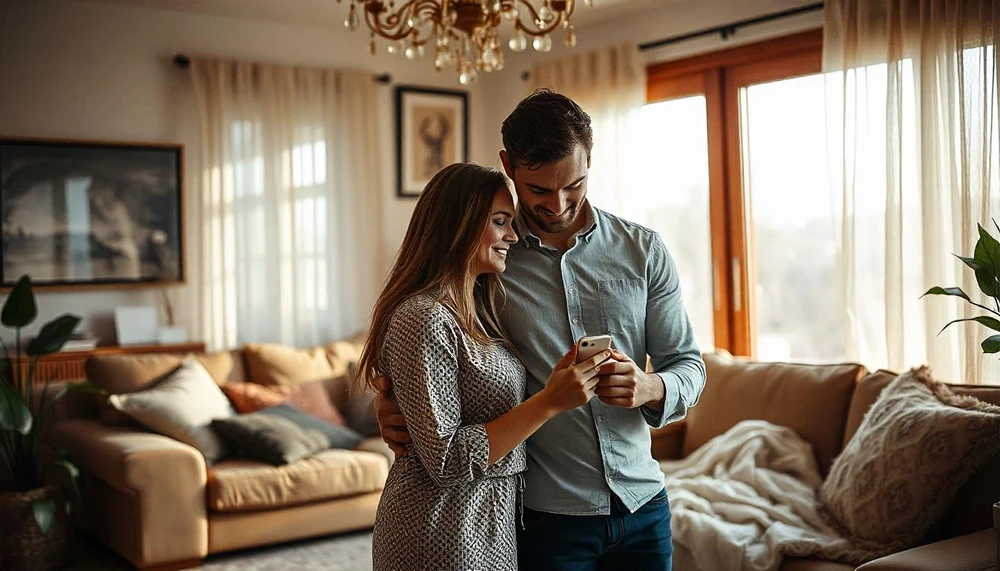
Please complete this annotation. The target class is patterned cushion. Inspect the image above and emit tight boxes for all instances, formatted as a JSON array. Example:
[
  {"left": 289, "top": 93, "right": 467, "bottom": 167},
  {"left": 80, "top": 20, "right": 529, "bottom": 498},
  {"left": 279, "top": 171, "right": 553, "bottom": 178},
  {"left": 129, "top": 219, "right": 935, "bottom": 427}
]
[{"left": 820, "top": 367, "right": 1000, "bottom": 551}]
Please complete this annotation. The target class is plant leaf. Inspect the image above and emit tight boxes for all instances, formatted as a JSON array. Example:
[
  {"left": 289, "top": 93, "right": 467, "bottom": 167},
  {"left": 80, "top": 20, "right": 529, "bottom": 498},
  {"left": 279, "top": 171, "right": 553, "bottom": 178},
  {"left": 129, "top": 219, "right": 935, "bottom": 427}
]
[
  {"left": 1, "top": 276, "right": 37, "bottom": 328},
  {"left": 31, "top": 498, "right": 56, "bottom": 535},
  {"left": 983, "top": 335, "right": 1000, "bottom": 354},
  {"left": 937, "top": 316, "right": 1000, "bottom": 335},
  {"left": 955, "top": 254, "right": 987, "bottom": 271},
  {"left": 974, "top": 224, "right": 1000, "bottom": 279},
  {"left": 26, "top": 315, "right": 81, "bottom": 357},
  {"left": 52, "top": 456, "right": 81, "bottom": 499},
  {"left": 922, "top": 286, "right": 972, "bottom": 302},
  {"left": 0, "top": 377, "right": 32, "bottom": 434}
]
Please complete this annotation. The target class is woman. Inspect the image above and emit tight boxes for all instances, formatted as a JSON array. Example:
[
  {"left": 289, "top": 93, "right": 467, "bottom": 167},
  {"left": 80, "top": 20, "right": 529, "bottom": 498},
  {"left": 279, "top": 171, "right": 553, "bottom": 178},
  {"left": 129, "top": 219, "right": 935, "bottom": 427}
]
[{"left": 357, "top": 163, "right": 609, "bottom": 571}]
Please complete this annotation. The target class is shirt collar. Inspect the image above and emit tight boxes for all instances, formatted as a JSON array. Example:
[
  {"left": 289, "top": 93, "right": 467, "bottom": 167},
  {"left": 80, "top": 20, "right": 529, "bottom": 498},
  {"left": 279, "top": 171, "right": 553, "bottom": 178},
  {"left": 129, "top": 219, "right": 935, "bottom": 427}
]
[{"left": 514, "top": 201, "right": 599, "bottom": 250}]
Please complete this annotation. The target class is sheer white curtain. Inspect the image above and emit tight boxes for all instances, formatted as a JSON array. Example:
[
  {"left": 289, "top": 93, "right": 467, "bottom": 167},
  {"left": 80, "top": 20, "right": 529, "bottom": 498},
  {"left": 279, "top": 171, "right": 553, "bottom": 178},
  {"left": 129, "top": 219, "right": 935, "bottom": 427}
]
[
  {"left": 824, "top": 0, "right": 1000, "bottom": 382},
  {"left": 192, "top": 58, "right": 382, "bottom": 350},
  {"left": 530, "top": 43, "right": 646, "bottom": 220}
]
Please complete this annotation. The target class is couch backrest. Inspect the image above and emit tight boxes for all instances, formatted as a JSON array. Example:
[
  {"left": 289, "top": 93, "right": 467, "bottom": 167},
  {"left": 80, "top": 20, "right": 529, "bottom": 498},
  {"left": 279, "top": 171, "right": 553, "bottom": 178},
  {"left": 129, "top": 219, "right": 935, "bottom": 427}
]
[
  {"left": 686, "top": 352, "right": 866, "bottom": 476},
  {"left": 843, "top": 370, "right": 1000, "bottom": 541}
]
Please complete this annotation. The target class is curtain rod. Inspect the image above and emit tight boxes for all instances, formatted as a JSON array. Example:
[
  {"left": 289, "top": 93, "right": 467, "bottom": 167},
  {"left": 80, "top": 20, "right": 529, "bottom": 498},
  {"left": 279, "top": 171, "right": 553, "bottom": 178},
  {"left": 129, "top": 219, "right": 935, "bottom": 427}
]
[
  {"left": 638, "top": 2, "right": 824, "bottom": 51},
  {"left": 520, "top": 2, "right": 823, "bottom": 81},
  {"left": 171, "top": 54, "right": 393, "bottom": 84}
]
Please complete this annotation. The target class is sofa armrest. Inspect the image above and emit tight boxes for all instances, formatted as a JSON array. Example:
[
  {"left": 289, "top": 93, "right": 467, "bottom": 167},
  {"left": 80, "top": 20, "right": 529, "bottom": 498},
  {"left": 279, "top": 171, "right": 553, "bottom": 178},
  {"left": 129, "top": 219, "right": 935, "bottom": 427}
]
[
  {"left": 650, "top": 420, "right": 686, "bottom": 460},
  {"left": 857, "top": 529, "right": 994, "bottom": 571},
  {"left": 47, "top": 418, "right": 208, "bottom": 567}
]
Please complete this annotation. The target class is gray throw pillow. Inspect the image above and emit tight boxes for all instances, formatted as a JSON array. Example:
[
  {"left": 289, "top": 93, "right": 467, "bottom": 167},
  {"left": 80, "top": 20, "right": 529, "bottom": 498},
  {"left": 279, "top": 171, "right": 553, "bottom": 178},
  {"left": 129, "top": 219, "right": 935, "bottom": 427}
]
[
  {"left": 212, "top": 411, "right": 328, "bottom": 465},
  {"left": 259, "top": 404, "right": 364, "bottom": 449}
]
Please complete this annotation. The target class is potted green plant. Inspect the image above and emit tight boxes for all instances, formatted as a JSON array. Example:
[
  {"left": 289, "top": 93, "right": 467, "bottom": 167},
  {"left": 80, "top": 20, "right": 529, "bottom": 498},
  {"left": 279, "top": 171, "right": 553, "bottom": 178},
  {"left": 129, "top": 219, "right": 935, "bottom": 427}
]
[
  {"left": 0, "top": 276, "right": 94, "bottom": 571},
  {"left": 923, "top": 220, "right": 1000, "bottom": 353}
]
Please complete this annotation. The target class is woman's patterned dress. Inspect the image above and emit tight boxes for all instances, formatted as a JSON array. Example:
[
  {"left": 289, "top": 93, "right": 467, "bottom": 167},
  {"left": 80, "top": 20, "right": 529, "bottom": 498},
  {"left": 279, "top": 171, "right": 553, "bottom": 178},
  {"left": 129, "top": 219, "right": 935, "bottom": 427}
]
[{"left": 372, "top": 293, "right": 527, "bottom": 571}]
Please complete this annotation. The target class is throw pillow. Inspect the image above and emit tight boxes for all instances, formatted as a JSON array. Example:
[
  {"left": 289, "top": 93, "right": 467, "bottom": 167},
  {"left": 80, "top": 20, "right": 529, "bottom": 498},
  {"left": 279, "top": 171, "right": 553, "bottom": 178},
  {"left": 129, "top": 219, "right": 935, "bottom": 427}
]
[
  {"left": 820, "top": 367, "right": 1000, "bottom": 552},
  {"left": 212, "top": 410, "right": 329, "bottom": 465},
  {"left": 221, "top": 380, "right": 347, "bottom": 426},
  {"left": 259, "top": 403, "right": 364, "bottom": 450},
  {"left": 222, "top": 382, "right": 293, "bottom": 413},
  {"left": 108, "top": 358, "right": 235, "bottom": 464}
]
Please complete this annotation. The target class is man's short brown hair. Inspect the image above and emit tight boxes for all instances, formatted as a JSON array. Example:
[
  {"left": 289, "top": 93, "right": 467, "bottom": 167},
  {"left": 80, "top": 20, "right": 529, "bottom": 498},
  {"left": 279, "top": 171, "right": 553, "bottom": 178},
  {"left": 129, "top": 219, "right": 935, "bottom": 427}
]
[{"left": 501, "top": 89, "right": 593, "bottom": 170}]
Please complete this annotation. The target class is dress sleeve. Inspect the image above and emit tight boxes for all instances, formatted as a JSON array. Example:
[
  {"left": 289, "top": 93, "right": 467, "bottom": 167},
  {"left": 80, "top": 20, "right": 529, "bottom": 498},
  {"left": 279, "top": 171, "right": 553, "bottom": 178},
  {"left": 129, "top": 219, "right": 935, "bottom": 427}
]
[{"left": 383, "top": 302, "right": 490, "bottom": 487}]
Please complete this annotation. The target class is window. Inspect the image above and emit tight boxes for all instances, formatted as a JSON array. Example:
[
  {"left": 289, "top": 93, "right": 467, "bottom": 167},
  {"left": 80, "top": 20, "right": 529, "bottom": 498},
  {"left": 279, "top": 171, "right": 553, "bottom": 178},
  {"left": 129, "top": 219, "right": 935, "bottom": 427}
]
[{"left": 644, "top": 30, "right": 836, "bottom": 360}]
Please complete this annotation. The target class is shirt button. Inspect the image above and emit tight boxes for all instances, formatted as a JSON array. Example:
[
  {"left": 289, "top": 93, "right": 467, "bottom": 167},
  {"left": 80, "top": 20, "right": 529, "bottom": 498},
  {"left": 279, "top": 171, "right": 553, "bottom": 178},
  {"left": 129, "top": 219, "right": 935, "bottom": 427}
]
[{"left": 572, "top": 316, "right": 581, "bottom": 325}]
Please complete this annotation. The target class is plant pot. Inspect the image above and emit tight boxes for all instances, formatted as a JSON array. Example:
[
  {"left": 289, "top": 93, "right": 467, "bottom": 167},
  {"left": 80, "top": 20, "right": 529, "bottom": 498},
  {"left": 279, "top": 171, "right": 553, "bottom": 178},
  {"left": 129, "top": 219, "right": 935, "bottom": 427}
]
[{"left": 0, "top": 486, "right": 70, "bottom": 571}]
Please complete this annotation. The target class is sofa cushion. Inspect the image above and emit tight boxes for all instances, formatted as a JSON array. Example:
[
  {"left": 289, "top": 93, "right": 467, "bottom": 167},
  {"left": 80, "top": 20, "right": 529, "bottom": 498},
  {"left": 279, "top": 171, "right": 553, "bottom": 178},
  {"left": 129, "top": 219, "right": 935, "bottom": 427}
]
[
  {"left": 212, "top": 411, "right": 329, "bottom": 466},
  {"left": 854, "top": 529, "right": 995, "bottom": 571},
  {"left": 108, "top": 358, "right": 235, "bottom": 464},
  {"left": 845, "top": 371, "right": 1000, "bottom": 542},
  {"left": 684, "top": 352, "right": 865, "bottom": 475},
  {"left": 206, "top": 449, "right": 388, "bottom": 512},
  {"left": 258, "top": 404, "right": 363, "bottom": 450},
  {"left": 87, "top": 350, "right": 242, "bottom": 394},
  {"left": 244, "top": 343, "right": 338, "bottom": 387},
  {"left": 222, "top": 380, "right": 347, "bottom": 426},
  {"left": 820, "top": 367, "right": 1000, "bottom": 552}
]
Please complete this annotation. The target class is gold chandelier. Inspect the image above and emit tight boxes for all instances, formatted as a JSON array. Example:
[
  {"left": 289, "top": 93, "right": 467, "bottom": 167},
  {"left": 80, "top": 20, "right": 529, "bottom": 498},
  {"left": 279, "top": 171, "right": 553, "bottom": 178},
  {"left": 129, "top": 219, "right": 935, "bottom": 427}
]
[{"left": 338, "top": 0, "right": 592, "bottom": 85}]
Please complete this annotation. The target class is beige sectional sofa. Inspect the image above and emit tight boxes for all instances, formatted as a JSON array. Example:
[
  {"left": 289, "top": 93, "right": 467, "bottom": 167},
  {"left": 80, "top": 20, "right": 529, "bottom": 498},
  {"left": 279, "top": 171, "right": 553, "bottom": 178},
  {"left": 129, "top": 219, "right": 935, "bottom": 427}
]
[
  {"left": 44, "top": 335, "right": 389, "bottom": 570},
  {"left": 651, "top": 352, "right": 999, "bottom": 571}
]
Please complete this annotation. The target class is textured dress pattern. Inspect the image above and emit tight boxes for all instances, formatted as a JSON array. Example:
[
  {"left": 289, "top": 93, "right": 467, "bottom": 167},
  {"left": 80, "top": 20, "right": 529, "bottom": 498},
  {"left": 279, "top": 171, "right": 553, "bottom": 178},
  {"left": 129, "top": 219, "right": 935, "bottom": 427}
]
[{"left": 372, "top": 294, "right": 527, "bottom": 571}]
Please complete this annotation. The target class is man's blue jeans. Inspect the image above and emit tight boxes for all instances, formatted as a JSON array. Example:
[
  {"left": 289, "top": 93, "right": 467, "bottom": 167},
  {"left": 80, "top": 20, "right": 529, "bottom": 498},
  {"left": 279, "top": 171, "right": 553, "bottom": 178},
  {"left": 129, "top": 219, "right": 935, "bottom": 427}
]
[{"left": 516, "top": 488, "right": 673, "bottom": 571}]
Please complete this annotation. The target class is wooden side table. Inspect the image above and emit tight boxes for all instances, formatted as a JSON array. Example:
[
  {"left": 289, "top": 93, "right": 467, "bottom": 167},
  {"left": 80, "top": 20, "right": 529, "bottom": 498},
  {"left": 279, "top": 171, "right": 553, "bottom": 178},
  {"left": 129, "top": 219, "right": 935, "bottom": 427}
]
[{"left": 15, "top": 342, "right": 206, "bottom": 383}]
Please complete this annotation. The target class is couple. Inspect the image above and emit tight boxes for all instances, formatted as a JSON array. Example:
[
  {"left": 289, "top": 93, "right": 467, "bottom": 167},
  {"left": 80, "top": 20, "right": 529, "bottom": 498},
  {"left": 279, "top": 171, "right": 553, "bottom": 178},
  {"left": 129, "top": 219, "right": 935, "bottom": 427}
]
[{"left": 357, "top": 90, "right": 707, "bottom": 571}]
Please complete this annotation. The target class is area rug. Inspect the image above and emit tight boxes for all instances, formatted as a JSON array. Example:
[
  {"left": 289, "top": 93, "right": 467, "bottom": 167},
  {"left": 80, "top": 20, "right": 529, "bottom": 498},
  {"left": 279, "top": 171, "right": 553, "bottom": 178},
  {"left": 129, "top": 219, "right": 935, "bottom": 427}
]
[{"left": 67, "top": 530, "right": 374, "bottom": 570}]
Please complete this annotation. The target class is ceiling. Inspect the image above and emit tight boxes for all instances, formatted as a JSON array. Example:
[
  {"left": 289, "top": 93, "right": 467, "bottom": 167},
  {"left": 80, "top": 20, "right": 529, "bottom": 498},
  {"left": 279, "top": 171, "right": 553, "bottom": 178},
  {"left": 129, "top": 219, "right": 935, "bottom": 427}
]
[{"left": 77, "top": 0, "right": 689, "bottom": 30}]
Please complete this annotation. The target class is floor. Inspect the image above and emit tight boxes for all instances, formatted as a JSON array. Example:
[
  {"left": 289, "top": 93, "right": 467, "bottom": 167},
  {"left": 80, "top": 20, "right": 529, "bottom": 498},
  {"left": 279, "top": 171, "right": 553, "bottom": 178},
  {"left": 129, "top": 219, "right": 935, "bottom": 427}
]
[{"left": 67, "top": 530, "right": 374, "bottom": 570}]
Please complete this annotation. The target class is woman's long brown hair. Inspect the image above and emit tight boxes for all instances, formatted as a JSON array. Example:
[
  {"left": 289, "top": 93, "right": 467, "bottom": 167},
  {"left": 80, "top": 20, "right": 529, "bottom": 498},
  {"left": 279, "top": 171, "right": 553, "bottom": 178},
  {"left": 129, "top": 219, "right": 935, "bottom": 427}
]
[{"left": 356, "top": 163, "right": 514, "bottom": 391}]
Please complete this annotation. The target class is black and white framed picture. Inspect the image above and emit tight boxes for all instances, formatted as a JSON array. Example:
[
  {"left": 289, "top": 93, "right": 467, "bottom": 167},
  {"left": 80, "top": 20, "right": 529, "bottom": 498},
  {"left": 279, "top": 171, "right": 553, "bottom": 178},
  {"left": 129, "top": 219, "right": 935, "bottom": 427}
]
[
  {"left": 396, "top": 86, "right": 469, "bottom": 198},
  {"left": 0, "top": 139, "right": 184, "bottom": 289}
]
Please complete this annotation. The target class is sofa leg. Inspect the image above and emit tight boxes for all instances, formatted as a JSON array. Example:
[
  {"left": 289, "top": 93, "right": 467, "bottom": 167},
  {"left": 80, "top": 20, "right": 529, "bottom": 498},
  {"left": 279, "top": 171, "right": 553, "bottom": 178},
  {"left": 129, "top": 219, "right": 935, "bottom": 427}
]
[{"left": 139, "top": 558, "right": 204, "bottom": 570}]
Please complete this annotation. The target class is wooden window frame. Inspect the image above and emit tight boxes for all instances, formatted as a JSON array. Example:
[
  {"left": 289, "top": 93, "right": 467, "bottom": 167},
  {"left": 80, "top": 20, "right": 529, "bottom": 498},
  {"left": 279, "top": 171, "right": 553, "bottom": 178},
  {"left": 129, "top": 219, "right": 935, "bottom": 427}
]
[{"left": 646, "top": 29, "right": 823, "bottom": 356}]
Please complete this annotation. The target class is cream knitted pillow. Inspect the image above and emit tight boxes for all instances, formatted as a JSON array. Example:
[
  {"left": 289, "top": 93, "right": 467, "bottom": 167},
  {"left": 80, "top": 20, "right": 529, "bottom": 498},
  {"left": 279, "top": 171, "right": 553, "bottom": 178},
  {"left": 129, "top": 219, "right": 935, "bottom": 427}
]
[{"left": 820, "top": 367, "right": 1000, "bottom": 551}]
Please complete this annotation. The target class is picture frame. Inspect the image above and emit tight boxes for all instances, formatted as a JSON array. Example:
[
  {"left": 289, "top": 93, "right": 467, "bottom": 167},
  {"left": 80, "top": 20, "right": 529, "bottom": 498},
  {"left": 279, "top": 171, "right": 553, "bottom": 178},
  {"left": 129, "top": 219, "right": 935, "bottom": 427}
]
[
  {"left": 395, "top": 86, "right": 469, "bottom": 198},
  {"left": 0, "top": 138, "right": 184, "bottom": 290}
]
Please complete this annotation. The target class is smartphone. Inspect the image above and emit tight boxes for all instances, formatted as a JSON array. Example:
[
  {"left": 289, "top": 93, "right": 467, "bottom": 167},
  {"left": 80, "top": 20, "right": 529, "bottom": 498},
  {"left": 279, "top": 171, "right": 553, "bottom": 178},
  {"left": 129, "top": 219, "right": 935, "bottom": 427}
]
[{"left": 576, "top": 334, "right": 613, "bottom": 364}]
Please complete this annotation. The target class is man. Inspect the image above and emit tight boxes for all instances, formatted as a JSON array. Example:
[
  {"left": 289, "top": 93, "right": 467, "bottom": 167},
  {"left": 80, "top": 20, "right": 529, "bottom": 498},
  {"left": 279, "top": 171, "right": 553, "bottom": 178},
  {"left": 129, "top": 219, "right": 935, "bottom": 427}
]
[{"left": 375, "top": 89, "right": 706, "bottom": 571}]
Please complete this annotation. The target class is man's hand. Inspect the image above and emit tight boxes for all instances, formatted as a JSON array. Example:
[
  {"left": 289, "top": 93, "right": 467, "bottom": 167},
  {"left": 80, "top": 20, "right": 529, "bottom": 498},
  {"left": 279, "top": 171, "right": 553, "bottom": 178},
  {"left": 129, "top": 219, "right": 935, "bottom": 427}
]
[
  {"left": 594, "top": 350, "right": 665, "bottom": 410},
  {"left": 373, "top": 375, "right": 410, "bottom": 457}
]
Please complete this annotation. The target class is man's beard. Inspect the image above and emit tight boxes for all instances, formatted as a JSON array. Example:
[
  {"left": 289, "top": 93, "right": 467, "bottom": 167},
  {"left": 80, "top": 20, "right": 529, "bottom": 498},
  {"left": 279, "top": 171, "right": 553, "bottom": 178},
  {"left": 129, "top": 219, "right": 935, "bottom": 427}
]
[{"left": 525, "top": 204, "right": 578, "bottom": 234}]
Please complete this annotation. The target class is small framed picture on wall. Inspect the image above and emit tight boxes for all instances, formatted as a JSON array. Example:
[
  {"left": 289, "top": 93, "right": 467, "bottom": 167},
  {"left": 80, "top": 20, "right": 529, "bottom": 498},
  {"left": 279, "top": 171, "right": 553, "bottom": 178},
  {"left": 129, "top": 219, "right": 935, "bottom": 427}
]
[{"left": 396, "top": 86, "right": 468, "bottom": 198}]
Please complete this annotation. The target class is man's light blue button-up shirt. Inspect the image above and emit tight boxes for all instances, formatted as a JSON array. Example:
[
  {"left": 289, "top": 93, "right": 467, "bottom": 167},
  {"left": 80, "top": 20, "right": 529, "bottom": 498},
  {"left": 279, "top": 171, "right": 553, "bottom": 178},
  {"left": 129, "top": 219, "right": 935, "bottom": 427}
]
[{"left": 500, "top": 202, "right": 706, "bottom": 516}]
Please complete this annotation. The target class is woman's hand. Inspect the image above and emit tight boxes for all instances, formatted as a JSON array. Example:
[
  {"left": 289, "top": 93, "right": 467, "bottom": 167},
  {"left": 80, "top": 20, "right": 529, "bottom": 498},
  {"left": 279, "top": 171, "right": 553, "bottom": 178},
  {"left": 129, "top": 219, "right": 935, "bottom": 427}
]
[{"left": 539, "top": 345, "right": 610, "bottom": 413}]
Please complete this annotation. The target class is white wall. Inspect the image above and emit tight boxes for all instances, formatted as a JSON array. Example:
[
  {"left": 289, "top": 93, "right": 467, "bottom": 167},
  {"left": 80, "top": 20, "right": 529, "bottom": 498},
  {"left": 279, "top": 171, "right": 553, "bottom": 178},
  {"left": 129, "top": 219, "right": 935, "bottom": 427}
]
[
  {"left": 474, "top": 0, "right": 825, "bottom": 160},
  {"left": 0, "top": 0, "right": 494, "bottom": 343}
]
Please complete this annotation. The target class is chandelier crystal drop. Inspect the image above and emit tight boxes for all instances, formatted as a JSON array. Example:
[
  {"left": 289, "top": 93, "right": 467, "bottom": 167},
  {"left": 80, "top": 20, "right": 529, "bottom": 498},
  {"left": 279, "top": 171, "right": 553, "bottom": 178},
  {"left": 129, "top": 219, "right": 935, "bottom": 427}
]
[{"left": 336, "top": 0, "right": 589, "bottom": 84}]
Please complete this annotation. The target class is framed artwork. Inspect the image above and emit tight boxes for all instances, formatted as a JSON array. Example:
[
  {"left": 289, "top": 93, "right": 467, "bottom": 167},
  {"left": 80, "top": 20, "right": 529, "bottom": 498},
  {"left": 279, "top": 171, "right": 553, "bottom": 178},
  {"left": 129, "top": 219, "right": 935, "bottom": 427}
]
[
  {"left": 396, "top": 86, "right": 468, "bottom": 198},
  {"left": 0, "top": 138, "right": 184, "bottom": 290}
]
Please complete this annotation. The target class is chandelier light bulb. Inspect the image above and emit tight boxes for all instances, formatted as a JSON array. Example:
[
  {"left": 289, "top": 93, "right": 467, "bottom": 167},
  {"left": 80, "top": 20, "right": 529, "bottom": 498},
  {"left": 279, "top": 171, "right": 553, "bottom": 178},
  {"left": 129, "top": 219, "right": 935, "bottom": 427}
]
[
  {"left": 538, "top": 5, "right": 553, "bottom": 21},
  {"left": 584, "top": 0, "right": 593, "bottom": 5},
  {"left": 345, "top": 4, "right": 359, "bottom": 30},
  {"left": 533, "top": 33, "right": 552, "bottom": 52},
  {"left": 405, "top": 45, "right": 418, "bottom": 59},
  {"left": 565, "top": 25, "right": 576, "bottom": 47},
  {"left": 509, "top": 28, "right": 528, "bottom": 52},
  {"left": 502, "top": 6, "right": 519, "bottom": 20},
  {"left": 459, "top": 66, "right": 479, "bottom": 86}
]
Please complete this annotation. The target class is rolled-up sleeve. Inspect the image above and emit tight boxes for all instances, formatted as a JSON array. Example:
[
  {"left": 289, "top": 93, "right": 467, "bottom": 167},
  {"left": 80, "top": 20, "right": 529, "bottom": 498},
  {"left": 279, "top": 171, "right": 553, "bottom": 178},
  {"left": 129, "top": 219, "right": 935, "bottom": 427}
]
[
  {"left": 383, "top": 303, "right": 490, "bottom": 487},
  {"left": 641, "top": 234, "right": 707, "bottom": 429}
]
